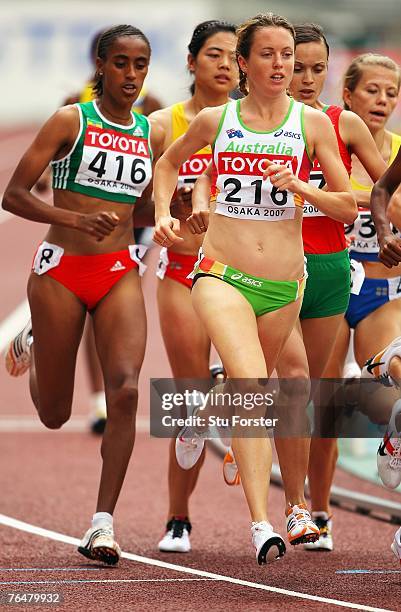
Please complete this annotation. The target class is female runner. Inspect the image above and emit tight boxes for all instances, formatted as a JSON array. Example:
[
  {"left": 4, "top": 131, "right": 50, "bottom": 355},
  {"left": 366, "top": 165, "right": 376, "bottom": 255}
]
[
  {"left": 3, "top": 24, "right": 156, "bottom": 564},
  {"left": 311, "top": 51, "right": 401, "bottom": 548},
  {"left": 153, "top": 13, "right": 355, "bottom": 564},
  {"left": 149, "top": 20, "right": 238, "bottom": 553}
]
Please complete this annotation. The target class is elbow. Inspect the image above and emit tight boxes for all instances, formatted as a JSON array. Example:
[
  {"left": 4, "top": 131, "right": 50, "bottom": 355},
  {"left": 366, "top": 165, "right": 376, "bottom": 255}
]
[
  {"left": 2, "top": 191, "right": 13, "bottom": 213},
  {"left": 345, "top": 194, "right": 358, "bottom": 224}
]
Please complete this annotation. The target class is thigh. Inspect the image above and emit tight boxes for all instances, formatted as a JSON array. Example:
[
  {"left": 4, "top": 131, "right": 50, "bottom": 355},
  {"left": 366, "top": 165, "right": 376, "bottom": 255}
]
[
  {"left": 192, "top": 277, "right": 267, "bottom": 378},
  {"left": 257, "top": 297, "right": 302, "bottom": 376},
  {"left": 354, "top": 298, "right": 401, "bottom": 366},
  {"left": 92, "top": 269, "right": 147, "bottom": 387},
  {"left": 157, "top": 277, "right": 210, "bottom": 378},
  {"left": 27, "top": 272, "right": 86, "bottom": 406},
  {"left": 301, "top": 313, "right": 345, "bottom": 378},
  {"left": 276, "top": 321, "right": 309, "bottom": 378},
  {"left": 322, "top": 317, "right": 350, "bottom": 378}
]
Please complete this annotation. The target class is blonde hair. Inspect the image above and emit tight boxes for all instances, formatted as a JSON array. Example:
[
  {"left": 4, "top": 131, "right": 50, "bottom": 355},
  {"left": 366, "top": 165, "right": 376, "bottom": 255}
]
[
  {"left": 343, "top": 53, "right": 400, "bottom": 109},
  {"left": 236, "top": 13, "right": 295, "bottom": 95}
]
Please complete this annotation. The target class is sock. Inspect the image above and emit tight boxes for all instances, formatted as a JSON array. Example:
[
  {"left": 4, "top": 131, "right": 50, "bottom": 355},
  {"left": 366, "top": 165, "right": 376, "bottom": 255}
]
[
  {"left": 92, "top": 512, "right": 113, "bottom": 529},
  {"left": 388, "top": 399, "right": 401, "bottom": 435}
]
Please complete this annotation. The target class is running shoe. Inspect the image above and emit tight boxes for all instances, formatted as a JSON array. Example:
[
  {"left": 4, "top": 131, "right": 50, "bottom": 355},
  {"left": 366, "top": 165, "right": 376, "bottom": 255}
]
[
  {"left": 158, "top": 516, "right": 192, "bottom": 553},
  {"left": 286, "top": 503, "right": 320, "bottom": 546},
  {"left": 361, "top": 337, "right": 401, "bottom": 388},
  {"left": 78, "top": 524, "right": 121, "bottom": 565},
  {"left": 391, "top": 527, "right": 401, "bottom": 565},
  {"left": 223, "top": 447, "right": 241, "bottom": 486},
  {"left": 89, "top": 393, "right": 107, "bottom": 435},
  {"left": 175, "top": 431, "right": 205, "bottom": 470},
  {"left": 251, "top": 521, "right": 286, "bottom": 565},
  {"left": 4, "top": 319, "right": 33, "bottom": 377},
  {"left": 377, "top": 399, "right": 401, "bottom": 489},
  {"left": 304, "top": 513, "right": 333, "bottom": 551},
  {"left": 210, "top": 364, "right": 225, "bottom": 382}
]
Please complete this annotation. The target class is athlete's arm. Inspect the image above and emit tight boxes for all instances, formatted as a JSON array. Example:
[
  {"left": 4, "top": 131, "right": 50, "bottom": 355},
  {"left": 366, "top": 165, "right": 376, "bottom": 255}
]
[
  {"left": 153, "top": 106, "right": 221, "bottom": 246},
  {"left": 188, "top": 163, "right": 213, "bottom": 234},
  {"left": 264, "top": 110, "right": 357, "bottom": 223},
  {"left": 371, "top": 148, "right": 401, "bottom": 266},
  {"left": 2, "top": 106, "right": 119, "bottom": 240},
  {"left": 341, "top": 111, "right": 388, "bottom": 186}
]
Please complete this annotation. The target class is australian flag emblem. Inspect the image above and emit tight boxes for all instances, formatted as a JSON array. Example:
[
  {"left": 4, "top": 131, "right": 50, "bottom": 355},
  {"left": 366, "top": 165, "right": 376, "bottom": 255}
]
[{"left": 226, "top": 128, "right": 244, "bottom": 139}]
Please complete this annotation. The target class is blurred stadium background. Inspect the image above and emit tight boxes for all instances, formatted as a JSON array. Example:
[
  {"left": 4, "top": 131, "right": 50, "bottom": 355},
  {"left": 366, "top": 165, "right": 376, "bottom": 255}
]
[{"left": 2, "top": 0, "right": 401, "bottom": 126}]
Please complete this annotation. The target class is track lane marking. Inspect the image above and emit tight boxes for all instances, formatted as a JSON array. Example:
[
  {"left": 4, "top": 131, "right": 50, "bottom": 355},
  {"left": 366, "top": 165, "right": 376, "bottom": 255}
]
[
  {"left": 0, "top": 513, "right": 393, "bottom": 612},
  {"left": 0, "top": 417, "right": 149, "bottom": 433}
]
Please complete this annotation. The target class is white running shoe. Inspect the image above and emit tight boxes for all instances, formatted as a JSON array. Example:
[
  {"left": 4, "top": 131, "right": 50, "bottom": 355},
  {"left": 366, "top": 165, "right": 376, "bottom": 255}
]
[
  {"left": 361, "top": 337, "right": 401, "bottom": 388},
  {"left": 223, "top": 447, "right": 240, "bottom": 486},
  {"left": 377, "top": 399, "right": 401, "bottom": 489},
  {"left": 304, "top": 513, "right": 333, "bottom": 551},
  {"left": 4, "top": 319, "right": 32, "bottom": 377},
  {"left": 251, "top": 521, "right": 286, "bottom": 565},
  {"left": 158, "top": 517, "right": 192, "bottom": 553},
  {"left": 286, "top": 504, "right": 320, "bottom": 546},
  {"left": 78, "top": 524, "right": 121, "bottom": 565},
  {"left": 175, "top": 432, "right": 205, "bottom": 470},
  {"left": 391, "top": 527, "right": 401, "bottom": 565},
  {"left": 89, "top": 392, "right": 107, "bottom": 435}
]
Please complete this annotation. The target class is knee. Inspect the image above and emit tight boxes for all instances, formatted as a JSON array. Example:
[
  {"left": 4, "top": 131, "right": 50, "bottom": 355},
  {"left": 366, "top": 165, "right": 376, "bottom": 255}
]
[
  {"left": 107, "top": 377, "right": 139, "bottom": 413},
  {"left": 39, "top": 411, "right": 69, "bottom": 430}
]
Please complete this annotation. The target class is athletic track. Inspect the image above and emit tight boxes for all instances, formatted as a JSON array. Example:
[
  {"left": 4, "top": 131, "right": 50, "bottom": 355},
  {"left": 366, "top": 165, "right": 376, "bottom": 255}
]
[{"left": 0, "top": 127, "right": 400, "bottom": 612}]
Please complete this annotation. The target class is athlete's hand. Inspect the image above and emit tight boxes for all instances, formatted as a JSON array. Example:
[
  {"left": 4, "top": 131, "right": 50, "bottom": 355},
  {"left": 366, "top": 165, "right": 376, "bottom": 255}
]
[
  {"left": 187, "top": 209, "right": 209, "bottom": 234},
  {"left": 78, "top": 211, "right": 120, "bottom": 241},
  {"left": 170, "top": 187, "right": 193, "bottom": 220},
  {"left": 262, "top": 159, "right": 300, "bottom": 193},
  {"left": 153, "top": 215, "right": 183, "bottom": 247},
  {"left": 378, "top": 234, "right": 401, "bottom": 268}
]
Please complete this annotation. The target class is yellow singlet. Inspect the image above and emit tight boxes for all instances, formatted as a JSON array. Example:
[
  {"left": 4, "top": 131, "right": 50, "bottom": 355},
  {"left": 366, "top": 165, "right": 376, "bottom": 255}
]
[{"left": 350, "top": 132, "right": 401, "bottom": 192}]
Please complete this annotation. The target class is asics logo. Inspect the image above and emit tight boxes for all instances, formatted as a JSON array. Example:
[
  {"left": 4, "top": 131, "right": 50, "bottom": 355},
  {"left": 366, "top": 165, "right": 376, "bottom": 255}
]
[
  {"left": 274, "top": 129, "right": 301, "bottom": 139},
  {"left": 231, "top": 273, "right": 243, "bottom": 280}
]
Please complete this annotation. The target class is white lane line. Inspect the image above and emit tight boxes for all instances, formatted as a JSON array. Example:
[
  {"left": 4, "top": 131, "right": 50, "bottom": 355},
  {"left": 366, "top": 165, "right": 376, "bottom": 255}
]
[
  {"left": 0, "top": 578, "right": 215, "bottom": 585},
  {"left": 0, "top": 417, "right": 149, "bottom": 433},
  {"left": 0, "top": 299, "right": 30, "bottom": 352},
  {"left": 0, "top": 513, "right": 392, "bottom": 612}
]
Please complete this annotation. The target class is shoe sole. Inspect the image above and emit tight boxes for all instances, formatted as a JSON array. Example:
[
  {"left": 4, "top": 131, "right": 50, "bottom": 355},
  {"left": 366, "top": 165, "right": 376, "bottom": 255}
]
[
  {"left": 77, "top": 541, "right": 121, "bottom": 566},
  {"left": 5, "top": 350, "right": 30, "bottom": 377},
  {"left": 158, "top": 546, "right": 191, "bottom": 553},
  {"left": 257, "top": 536, "right": 286, "bottom": 565},
  {"left": 391, "top": 541, "right": 401, "bottom": 563},
  {"left": 92, "top": 544, "right": 120, "bottom": 565},
  {"left": 288, "top": 530, "right": 320, "bottom": 546}
]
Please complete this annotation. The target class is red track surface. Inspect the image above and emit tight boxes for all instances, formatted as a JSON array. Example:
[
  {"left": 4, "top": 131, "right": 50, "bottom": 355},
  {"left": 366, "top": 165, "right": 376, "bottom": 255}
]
[{"left": 0, "top": 128, "right": 400, "bottom": 612}]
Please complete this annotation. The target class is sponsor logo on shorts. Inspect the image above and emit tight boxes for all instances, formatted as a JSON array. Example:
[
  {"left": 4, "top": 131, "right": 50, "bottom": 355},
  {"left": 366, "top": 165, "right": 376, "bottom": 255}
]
[
  {"left": 110, "top": 260, "right": 126, "bottom": 272},
  {"left": 231, "top": 272, "right": 262, "bottom": 288}
]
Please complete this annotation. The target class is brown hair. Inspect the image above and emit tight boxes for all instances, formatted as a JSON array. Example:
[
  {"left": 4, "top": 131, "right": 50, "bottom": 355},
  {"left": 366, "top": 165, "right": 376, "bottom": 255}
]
[
  {"left": 294, "top": 23, "right": 329, "bottom": 58},
  {"left": 343, "top": 53, "right": 400, "bottom": 110},
  {"left": 236, "top": 13, "right": 295, "bottom": 95}
]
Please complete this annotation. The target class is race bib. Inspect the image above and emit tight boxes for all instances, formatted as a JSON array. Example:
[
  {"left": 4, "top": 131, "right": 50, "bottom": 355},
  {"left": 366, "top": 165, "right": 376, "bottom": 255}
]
[{"left": 33, "top": 242, "right": 64, "bottom": 275}]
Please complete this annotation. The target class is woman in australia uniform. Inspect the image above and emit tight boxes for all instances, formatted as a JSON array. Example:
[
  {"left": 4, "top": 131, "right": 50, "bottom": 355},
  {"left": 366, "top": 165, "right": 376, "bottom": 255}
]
[
  {"left": 3, "top": 25, "right": 157, "bottom": 565},
  {"left": 275, "top": 25, "right": 388, "bottom": 553},
  {"left": 153, "top": 13, "right": 355, "bottom": 565},
  {"left": 149, "top": 20, "right": 238, "bottom": 554}
]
